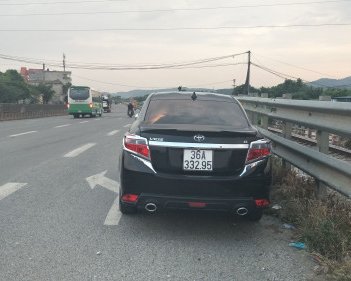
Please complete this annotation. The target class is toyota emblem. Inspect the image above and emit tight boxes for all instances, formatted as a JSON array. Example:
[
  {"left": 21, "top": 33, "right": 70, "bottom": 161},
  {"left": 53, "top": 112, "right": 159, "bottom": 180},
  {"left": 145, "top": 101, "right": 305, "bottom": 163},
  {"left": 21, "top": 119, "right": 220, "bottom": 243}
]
[{"left": 194, "top": 134, "right": 205, "bottom": 142}]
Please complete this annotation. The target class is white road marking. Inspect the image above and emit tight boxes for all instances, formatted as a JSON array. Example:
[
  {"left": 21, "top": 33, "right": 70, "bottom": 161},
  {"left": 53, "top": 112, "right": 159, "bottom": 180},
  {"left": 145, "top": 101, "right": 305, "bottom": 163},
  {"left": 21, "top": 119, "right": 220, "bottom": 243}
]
[
  {"left": 107, "top": 130, "right": 120, "bottom": 136},
  {"left": 86, "top": 171, "right": 119, "bottom": 193},
  {"left": 104, "top": 197, "right": 121, "bottom": 226},
  {"left": 123, "top": 124, "right": 131, "bottom": 128},
  {"left": 86, "top": 172, "right": 121, "bottom": 226},
  {"left": 79, "top": 121, "right": 89, "bottom": 124},
  {"left": 94, "top": 118, "right": 101, "bottom": 121},
  {"left": 0, "top": 183, "right": 27, "bottom": 201},
  {"left": 63, "top": 143, "right": 96, "bottom": 158},
  {"left": 9, "top": 131, "right": 37, "bottom": 138},
  {"left": 54, "top": 124, "right": 71, "bottom": 128}
]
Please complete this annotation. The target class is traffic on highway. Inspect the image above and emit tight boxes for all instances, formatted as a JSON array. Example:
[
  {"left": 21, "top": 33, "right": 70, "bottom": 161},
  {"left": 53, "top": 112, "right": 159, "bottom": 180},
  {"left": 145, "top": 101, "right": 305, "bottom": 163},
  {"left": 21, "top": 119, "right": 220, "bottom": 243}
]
[{"left": 0, "top": 95, "right": 317, "bottom": 281}]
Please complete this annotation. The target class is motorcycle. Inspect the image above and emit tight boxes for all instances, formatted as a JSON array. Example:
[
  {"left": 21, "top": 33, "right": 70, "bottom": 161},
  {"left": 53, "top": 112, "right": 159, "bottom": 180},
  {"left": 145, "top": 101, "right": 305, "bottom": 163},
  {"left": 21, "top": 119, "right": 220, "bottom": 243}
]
[{"left": 127, "top": 108, "right": 134, "bottom": 118}]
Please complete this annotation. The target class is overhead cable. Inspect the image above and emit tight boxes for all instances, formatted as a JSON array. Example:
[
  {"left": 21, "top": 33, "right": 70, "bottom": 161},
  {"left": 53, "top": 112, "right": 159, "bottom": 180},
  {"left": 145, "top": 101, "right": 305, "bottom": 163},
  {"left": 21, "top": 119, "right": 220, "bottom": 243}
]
[
  {"left": 0, "top": 23, "right": 349, "bottom": 32},
  {"left": 252, "top": 62, "right": 340, "bottom": 88},
  {"left": 0, "top": 0, "right": 127, "bottom": 6},
  {"left": 252, "top": 53, "right": 338, "bottom": 78},
  {"left": 0, "top": 52, "right": 247, "bottom": 70},
  {"left": 0, "top": 0, "right": 348, "bottom": 15}
]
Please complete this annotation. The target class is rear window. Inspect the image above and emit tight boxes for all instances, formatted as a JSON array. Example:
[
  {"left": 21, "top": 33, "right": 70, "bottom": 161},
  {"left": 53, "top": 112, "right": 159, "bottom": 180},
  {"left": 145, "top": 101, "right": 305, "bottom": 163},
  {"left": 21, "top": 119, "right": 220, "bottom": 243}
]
[
  {"left": 69, "top": 88, "right": 89, "bottom": 100},
  {"left": 144, "top": 99, "right": 249, "bottom": 128}
]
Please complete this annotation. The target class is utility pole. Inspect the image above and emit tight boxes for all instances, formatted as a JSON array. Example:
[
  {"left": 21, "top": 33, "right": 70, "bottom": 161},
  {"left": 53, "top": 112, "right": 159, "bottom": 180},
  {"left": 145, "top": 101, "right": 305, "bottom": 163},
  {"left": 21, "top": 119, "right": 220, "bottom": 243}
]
[
  {"left": 232, "top": 79, "right": 236, "bottom": 96},
  {"left": 244, "top": 50, "right": 251, "bottom": 95},
  {"left": 63, "top": 53, "right": 66, "bottom": 72}
]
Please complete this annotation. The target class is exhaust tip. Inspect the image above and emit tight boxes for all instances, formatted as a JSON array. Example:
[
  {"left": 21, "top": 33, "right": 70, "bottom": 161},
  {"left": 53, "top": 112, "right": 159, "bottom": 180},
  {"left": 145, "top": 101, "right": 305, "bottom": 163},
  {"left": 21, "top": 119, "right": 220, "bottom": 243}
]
[
  {"left": 236, "top": 207, "right": 248, "bottom": 216},
  {"left": 145, "top": 203, "right": 157, "bottom": 213}
]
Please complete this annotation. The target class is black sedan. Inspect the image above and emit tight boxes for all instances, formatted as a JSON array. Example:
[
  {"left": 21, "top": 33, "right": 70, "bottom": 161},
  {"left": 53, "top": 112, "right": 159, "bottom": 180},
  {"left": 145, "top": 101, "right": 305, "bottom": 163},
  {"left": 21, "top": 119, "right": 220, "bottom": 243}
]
[{"left": 118, "top": 91, "right": 271, "bottom": 221}]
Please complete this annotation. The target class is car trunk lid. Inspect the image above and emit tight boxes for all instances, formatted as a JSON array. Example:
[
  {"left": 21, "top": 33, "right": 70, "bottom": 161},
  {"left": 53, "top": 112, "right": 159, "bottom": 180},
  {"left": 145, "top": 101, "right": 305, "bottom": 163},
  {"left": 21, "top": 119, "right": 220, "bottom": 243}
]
[{"left": 140, "top": 124, "right": 257, "bottom": 176}]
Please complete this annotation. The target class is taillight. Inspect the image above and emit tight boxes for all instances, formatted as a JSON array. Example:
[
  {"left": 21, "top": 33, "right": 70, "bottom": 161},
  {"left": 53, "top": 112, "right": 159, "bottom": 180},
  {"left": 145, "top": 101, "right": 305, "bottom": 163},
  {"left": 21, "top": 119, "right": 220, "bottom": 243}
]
[
  {"left": 255, "top": 199, "right": 270, "bottom": 208},
  {"left": 89, "top": 103, "right": 93, "bottom": 108},
  {"left": 245, "top": 139, "right": 271, "bottom": 163},
  {"left": 124, "top": 133, "right": 150, "bottom": 159},
  {"left": 121, "top": 194, "right": 139, "bottom": 203},
  {"left": 66, "top": 103, "right": 70, "bottom": 109}
]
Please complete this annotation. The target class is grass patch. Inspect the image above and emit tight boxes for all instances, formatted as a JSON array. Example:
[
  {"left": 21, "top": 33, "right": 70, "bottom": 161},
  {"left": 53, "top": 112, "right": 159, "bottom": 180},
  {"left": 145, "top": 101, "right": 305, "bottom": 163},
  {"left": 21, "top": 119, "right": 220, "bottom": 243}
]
[{"left": 270, "top": 157, "right": 351, "bottom": 280}]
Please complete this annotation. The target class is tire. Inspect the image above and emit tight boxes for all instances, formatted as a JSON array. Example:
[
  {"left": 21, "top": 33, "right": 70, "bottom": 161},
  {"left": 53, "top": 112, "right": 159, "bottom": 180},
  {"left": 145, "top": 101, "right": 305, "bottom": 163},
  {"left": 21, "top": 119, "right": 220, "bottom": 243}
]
[
  {"left": 119, "top": 199, "right": 137, "bottom": 214},
  {"left": 73, "top": 114, "right": 78, "bottom": 119},
  {"left": 247, "top": 209, "right": 264, "bottom": 222}
]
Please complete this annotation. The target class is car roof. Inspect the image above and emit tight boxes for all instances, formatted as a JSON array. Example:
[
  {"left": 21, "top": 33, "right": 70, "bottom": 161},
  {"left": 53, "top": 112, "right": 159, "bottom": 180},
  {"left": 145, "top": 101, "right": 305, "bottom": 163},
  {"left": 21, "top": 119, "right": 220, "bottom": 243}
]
[{"left": 149, "top": 91, "right": 237, "bottom": 102}]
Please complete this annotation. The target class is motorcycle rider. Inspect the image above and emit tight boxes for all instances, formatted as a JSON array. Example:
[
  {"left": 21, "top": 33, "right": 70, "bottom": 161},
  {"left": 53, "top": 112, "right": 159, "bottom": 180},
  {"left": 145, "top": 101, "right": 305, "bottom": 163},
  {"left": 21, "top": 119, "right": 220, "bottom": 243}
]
[{"left": 127, "top": 102, "right": 134, "bottom": 117}]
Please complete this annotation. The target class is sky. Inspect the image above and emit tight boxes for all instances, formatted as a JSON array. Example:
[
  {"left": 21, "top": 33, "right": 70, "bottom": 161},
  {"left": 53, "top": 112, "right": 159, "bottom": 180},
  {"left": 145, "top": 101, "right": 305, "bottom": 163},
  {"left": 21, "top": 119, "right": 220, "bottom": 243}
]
[{"left": 0, "top": 0, "right": 350, "bottom": 93}]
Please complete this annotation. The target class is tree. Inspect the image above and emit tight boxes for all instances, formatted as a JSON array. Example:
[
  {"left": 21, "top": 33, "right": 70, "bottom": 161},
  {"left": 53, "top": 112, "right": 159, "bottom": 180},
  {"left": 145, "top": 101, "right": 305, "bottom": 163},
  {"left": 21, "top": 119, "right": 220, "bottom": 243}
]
[
  {"left": 0, "top": 70, "right": 30, "bottom": 103},
  {"left": 37, "top": 83, "right": 55, "bottom": 104}
]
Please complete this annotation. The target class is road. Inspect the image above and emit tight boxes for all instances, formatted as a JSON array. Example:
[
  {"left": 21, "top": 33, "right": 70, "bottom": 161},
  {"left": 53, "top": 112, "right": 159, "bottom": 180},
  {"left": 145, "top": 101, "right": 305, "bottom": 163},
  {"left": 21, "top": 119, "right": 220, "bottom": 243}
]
[{"left": 0, "top": 105, "right": 317, "bottom": 281}]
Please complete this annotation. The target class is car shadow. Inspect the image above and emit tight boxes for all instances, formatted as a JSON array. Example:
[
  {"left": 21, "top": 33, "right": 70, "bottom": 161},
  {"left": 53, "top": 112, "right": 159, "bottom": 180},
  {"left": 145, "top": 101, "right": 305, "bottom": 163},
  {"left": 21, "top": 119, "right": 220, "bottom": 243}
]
[{"left": 116, "top": 210, "right": 269, "bottom": 243}]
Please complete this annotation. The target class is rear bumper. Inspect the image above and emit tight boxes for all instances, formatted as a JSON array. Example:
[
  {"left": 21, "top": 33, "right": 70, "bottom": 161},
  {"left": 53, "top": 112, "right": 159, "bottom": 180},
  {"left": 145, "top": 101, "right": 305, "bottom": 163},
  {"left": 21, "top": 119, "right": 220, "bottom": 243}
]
[
  {"left": 120, "top": 151, "right": 272, "bottom": 202},
  {"left": 133, "top": 193, "right": 265, "bottom": 212}
]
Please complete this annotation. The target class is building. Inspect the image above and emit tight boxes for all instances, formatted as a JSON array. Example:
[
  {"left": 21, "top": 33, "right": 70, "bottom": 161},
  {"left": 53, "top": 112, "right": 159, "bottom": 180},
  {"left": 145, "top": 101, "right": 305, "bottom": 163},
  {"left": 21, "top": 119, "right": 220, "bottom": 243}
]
[{"left": 20, "top": 67, "right": 72, "bottom": 104}]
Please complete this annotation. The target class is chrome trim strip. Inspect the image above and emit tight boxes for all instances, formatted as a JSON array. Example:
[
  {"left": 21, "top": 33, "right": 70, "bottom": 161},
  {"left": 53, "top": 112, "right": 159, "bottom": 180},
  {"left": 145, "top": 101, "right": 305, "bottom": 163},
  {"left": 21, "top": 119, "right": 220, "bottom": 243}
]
[
  {"left": 148, "top": 141, "right": 249, "bottom": 149},
  {"left": 130, "top": 154, "right": 157, "bottom": 174},
  {"left": 239, "top": 159, "right": 266, "bottom": 177}
]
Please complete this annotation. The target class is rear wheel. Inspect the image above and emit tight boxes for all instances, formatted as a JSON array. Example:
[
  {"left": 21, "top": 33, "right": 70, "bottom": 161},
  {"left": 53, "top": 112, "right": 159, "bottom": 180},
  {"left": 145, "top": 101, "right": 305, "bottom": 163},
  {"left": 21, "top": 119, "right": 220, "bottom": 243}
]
[
  {"left": 247, "top": 209, "right": 264, "bottom": 222},
  {"left": 73, "top": 114, "right": 78, "bottom": 119},
  {"left": 119, "top": 199, "right": 137, "bottom": 214}
]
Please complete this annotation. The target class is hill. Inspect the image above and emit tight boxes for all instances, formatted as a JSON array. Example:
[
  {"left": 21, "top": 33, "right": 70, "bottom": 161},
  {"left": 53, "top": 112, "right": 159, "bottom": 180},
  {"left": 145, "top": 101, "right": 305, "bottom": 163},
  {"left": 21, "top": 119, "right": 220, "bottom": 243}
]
[{"left": 310, "top": 76, "right": 351, "bottom": 88}]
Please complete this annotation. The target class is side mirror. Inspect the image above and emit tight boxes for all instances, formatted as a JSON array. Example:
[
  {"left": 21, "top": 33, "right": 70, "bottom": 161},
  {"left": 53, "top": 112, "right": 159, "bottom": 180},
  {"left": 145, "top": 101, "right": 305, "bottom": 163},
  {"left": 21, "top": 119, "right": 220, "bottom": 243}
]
[{"left": 134, "top": 113, "right": 139, "bottom": 119}]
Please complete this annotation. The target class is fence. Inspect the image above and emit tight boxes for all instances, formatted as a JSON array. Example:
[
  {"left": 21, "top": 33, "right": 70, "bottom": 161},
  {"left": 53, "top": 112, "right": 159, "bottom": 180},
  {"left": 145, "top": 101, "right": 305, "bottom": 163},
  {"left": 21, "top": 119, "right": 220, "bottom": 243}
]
[
  {"left": 236, "top": 95, "right": 351, "bottom": 198},
  {"left": 0, "top": 104, "right": 67, "bottom": 121}
]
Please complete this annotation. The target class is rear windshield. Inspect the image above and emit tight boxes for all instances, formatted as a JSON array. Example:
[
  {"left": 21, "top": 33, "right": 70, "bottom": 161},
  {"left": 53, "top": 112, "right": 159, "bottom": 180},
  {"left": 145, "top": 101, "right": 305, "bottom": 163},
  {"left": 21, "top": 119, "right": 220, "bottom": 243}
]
[
  {"left": 69, "top": 88, "right": 89, "bottom": 100},
  {"left": 145, "top": 99, "right": 249, "bottom": 128}
]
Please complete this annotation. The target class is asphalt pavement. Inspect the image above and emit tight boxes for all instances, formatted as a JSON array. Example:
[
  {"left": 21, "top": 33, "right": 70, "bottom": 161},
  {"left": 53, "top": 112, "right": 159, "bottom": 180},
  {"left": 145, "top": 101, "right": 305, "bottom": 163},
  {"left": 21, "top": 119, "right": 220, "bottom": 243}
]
[{"left": 0, "top": 105, "right": 318, "bottom": 281}]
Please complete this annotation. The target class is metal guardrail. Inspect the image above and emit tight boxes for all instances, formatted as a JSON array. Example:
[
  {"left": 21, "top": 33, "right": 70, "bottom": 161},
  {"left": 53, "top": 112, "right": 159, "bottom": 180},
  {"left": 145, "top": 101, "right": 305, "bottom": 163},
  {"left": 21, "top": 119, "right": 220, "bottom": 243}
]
[
  {"left": 0, "top": 104, "right": 66, "bottom": 121},
  {"left": 237, "top": 96, "right": 351, "bottom": 197}
]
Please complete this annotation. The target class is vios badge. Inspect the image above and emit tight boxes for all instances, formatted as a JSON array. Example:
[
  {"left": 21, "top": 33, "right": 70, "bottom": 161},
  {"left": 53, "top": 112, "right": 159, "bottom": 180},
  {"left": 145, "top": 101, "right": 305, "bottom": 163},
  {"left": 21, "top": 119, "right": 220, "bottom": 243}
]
[{"left": 194, "top": 134, "right": 205, "bottom": 142}]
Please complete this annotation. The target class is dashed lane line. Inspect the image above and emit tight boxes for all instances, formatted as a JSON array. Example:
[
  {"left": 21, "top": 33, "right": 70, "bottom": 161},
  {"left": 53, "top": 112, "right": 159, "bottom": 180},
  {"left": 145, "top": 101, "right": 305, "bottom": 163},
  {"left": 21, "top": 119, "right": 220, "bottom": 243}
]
[
  {"left": 54, "top": 124, "right": 71, "bottom": 128},
  {"left": 123, "top": 124, "right": 131, "bottom": 128},
  {"left": 79, "top": 121, "right": 89, "bottom": 124},
  {"left": 8, "top": 131, "right": 37, "bottom": 138},
  {"left": 0, "top": 183, "right": 28, "bottom": 201},
  {"left": 104, "top": 197, "right": 121, "bottom": 226},
  {"left": 107, "top": 130, "right": 120, "bottom": 136},
  {"left": 63, "top": 143, "right": 96, "bottom": 158}
]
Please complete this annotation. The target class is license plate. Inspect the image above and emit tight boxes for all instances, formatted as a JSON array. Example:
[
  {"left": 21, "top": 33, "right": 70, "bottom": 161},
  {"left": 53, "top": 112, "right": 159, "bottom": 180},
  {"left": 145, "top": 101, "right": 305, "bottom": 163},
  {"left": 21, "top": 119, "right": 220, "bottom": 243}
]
[{"left": 183, "top": 149, "right": 213, "bottom": 171}]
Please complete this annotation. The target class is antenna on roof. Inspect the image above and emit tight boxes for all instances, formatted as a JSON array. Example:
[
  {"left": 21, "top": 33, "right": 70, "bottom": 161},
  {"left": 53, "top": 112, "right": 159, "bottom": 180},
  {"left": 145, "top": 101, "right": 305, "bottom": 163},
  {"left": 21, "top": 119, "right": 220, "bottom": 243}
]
[{"left": 191, "top": 92, "right": 197, "bottom": 101}]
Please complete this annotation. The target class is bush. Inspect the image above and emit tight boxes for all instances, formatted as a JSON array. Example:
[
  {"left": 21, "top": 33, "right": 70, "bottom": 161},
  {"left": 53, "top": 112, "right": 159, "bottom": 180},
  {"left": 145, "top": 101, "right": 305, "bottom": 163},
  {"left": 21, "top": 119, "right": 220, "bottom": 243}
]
[{"left": 271, "top": 161, "right": 351, "bottom": 279}]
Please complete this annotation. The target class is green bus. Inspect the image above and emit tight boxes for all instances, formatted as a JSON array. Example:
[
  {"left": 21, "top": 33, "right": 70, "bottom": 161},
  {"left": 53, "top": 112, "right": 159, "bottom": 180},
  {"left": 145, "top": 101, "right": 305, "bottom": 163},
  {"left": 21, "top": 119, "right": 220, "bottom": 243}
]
[{"left": 67, "top": 86, "right": 103, "bottom": 118}]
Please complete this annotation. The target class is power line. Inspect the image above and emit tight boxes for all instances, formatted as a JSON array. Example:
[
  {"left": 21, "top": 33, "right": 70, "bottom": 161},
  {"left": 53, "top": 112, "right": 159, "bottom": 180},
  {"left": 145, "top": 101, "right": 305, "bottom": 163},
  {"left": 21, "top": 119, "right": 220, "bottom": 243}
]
[
  {"left": 252, "top": 62, "right": 342, "bottom": 88},
  {"left": 0, "top": 0, "right": 127, "bottom": 6},
  {"left": 252, "top": 53, "right": 338, "bottom": 78},
  {"left": 0, "top": 23, "right": 349, "bottom": 32},
  {"left": 73, "top": 74, "right": 233, "bottom": 89},
  {"left": 73, "top": 74, "right": 164, "bottom": 89},
  {"left": 0, "top": 0, "right": 348, "bottom": 15},
  {"left": 252, "top": 62, "right": 301, "bottom": 80},
  {"left": 0, "top": 52, "right": 247, "bottom": 70}
]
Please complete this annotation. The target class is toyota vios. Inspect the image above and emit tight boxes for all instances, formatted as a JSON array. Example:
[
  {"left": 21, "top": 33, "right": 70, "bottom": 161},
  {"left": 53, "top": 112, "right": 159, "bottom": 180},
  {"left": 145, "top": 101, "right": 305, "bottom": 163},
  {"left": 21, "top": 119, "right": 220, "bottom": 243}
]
[{"left": 118, "top": 92, "right": 271, "bottom": 221}]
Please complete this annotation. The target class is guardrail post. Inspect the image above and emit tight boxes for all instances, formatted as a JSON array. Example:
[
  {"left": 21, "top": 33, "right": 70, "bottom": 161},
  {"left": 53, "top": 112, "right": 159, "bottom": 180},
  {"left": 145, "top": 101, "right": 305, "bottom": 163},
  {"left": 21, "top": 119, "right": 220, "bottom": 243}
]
[
  {"left": 260, "top": 93, "right": 269, "bottom": 129},
  {"left": 316, "top": 96, "right": 331, "bottom": 197},
  {"left": 0, "top": 104, "right": 3, "bottom": 121},
  {"left": 281, "top": 94, "right": 293, "bottom": 169},
  {"left": 249, "top": 93, "right": 260, "bottom": 126}
]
